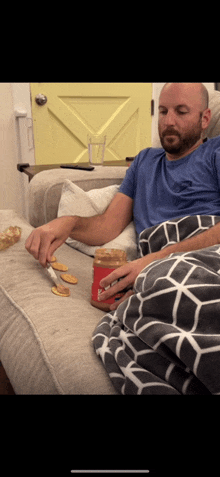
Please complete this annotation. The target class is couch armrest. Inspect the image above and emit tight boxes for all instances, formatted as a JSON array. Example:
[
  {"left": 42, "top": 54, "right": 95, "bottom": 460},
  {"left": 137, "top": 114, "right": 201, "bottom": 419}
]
[{"left": 28, "top": 166, "right": 127, "bottom": 227}]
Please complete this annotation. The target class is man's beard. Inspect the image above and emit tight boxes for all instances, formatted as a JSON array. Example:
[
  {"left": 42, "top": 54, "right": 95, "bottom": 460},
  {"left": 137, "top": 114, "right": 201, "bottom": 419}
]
[{"left": 159, "top": 118, "right": 202, "bottom": 155}]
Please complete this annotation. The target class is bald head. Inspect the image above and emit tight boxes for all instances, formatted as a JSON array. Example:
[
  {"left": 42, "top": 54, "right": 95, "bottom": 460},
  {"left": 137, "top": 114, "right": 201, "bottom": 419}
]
[
  {"left": 158, "top": 83, "right": 211, "bottom": 160},
  {"left": 160, "top": 83, "right": 209, "bottom": 111}
]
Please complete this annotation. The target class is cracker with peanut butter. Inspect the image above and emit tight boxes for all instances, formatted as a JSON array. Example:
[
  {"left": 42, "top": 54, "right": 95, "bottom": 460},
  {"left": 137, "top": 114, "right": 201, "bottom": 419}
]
[{"left": 51, "top": 285, "right": 70, "bottom": 297}]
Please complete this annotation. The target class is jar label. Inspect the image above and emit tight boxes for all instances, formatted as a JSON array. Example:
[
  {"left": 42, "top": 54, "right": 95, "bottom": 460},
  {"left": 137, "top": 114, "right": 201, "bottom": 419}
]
[{"left": 91, "top": 265, "right": 124, "bottom": 305}]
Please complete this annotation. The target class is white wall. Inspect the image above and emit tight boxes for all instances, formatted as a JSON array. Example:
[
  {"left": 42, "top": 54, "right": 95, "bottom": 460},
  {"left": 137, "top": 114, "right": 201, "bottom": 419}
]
[
  {"left": 0, "top": 83, "right": 23, "bottom": 215},
  {"left": 0, "top": 83, "right": 34, "bottom": 219}
]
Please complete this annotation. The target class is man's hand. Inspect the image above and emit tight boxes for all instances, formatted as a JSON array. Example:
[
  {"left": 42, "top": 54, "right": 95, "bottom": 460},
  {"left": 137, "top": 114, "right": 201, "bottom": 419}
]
[
  {"left": 25, "top": 216, "right": 76, "bottom": 267},
  {"left": 98, "top": 254, "right": 158, "bottom": 311},
  {"left": 98, "top": 221, "right": 220, "bottom": 311}
]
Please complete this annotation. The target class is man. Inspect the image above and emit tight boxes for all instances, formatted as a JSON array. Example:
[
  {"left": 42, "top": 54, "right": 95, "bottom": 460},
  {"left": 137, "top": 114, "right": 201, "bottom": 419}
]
[{"left": 25, "top": 83, "right": 220, "bottom": 310}]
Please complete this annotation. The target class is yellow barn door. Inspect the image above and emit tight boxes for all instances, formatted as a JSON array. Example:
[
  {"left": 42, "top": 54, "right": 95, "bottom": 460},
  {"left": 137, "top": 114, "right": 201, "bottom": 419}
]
[{"left": 30, "top": 83, "right": 152, "bottom": 165}]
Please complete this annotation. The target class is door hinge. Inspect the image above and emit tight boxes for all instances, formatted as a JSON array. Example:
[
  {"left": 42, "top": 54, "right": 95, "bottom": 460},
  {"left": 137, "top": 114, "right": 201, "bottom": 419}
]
[{"left": 151, "top": 99, "right": 155, "bottom": 116}]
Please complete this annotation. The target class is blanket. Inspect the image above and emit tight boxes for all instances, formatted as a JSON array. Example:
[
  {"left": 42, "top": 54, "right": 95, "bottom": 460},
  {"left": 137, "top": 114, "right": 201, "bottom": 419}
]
[{"left": 92, "top": 215, "right": 220, "bottom": 394}]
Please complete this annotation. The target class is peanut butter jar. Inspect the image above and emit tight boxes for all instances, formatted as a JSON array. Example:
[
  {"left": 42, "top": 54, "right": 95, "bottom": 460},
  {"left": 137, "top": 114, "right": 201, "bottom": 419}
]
[{"left": 91, "top": 248, "right": 127, "bottom": 311}]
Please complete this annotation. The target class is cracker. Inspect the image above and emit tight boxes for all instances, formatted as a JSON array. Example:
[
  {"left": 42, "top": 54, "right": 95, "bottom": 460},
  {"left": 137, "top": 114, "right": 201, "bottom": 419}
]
[
  {"left": 51, "top": 262, "right": 68, "bottom": 271},
  {"left": 51, "top": 286, "right": 70, "bottom": 297},
  {"left": 50, "top": 255, "right": 57, "bottom": 262},
  {"left": 60, "top": 273, "right": 78, "bottom": 284}
]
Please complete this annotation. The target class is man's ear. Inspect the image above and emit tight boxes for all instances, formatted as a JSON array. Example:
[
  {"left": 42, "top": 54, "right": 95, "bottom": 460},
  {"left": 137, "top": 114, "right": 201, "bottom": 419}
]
[{"left": 202, "top": 108, "right": 212, "bottom": 132}]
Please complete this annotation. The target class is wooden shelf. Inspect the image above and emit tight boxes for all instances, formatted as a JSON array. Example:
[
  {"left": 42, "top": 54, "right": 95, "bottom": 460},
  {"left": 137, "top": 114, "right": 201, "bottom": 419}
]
[{"left": 17, "top": 159, "right": 134, "bottom": 182}]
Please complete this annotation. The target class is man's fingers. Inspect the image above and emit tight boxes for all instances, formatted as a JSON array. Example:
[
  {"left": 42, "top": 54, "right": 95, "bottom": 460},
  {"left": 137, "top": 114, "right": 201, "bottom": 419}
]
[
  {"left": 100, "top": 264, "right": 130, "bottom": 289},
  {"left": 98, "top": 259, "right": 146, "bottom": 303},
  {"left": 99, "top": 272, "right": 133, "bottom": 302},
  {"left": 25, "top": 216, "right": 75, "bottom": 266},
  {"left": 25, "top": 231, "right": 41, "bottom": 261},
  {"left": 110, "top": 289, "right": 134, "bottom": 311},
  {"left": 47, "top": 238, "right": 64, "bottom": 263},
  {"left": 38, "top": 233, "right": 65, "bottom": 267},
  {"left": 26, "top": 230, "right": 55, "bottom": 267}
]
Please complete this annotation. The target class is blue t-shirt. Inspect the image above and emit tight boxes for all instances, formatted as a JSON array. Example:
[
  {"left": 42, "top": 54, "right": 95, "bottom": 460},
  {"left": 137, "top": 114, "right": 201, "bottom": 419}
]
[{"left": 119, "top": 136, "right": 220, "bottom": 235}]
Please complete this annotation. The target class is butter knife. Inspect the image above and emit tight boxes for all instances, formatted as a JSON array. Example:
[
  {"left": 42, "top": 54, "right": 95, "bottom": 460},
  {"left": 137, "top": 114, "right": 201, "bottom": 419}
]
[{"left": 46, "top": 263, "right": 62, "bottom": 288}]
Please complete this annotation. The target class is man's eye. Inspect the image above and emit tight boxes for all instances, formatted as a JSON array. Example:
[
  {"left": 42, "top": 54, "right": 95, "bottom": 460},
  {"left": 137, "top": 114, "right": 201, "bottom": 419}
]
[
  {"left": 159, "top": 110, "right": 167, "bottom": 115},
  {"left": 178, "top": 111, "right": 188, "bottom": 115}
]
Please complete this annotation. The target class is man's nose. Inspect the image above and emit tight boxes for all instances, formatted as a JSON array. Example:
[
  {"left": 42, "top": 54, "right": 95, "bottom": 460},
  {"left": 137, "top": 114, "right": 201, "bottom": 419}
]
[{"left": 164, "top": 110, "right": 177, "bottom": 126}]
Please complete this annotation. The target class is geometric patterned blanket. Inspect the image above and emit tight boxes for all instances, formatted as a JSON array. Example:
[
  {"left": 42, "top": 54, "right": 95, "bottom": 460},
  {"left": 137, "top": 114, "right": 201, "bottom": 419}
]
[{"left": 92, "top": 215, "right": 220, "bottom": 394}]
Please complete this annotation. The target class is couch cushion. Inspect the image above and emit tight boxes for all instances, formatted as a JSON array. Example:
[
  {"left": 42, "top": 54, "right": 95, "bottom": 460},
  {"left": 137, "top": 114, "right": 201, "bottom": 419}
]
[
  {"left": 0, "top": 210, "right": 116, "bottom": 394},
  {"left": 28, "top": 166, "right": 127, "bottom": 227},
  {"left": 205, "top": 90, "right": 220, "bottom": 139},
  {"left": 57, "top": 180, "right": 138, "bottom": 261}
]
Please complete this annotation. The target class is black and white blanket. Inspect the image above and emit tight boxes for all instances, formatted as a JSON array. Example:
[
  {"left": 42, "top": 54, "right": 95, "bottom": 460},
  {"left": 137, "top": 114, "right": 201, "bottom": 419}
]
[{"left": 92, "top": 215, "right": 220, "bottom": 394}]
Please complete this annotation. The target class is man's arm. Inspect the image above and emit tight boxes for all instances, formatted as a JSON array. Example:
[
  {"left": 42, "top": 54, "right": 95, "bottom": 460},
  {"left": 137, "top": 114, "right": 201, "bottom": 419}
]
[
  {"left": 157, "top": 222, "right": 220, "bottom": 257},
  {"left": 69, "top": 192, "right": 133, "bottom": 245},
  {"left": 25, "top": 193, "right": 133, "bottom": 267},
  {"left": 99, "top": 221, "right": 220, "bottom": 310}
]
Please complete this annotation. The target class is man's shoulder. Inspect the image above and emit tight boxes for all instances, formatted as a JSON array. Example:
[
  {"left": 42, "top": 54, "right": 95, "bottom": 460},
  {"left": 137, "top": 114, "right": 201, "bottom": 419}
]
[
  {"left": 197, "top": 137, "right": 220, "bottom": 164},
  {"left": 204, "top": 136, "right": 220, "bottom": 151}
]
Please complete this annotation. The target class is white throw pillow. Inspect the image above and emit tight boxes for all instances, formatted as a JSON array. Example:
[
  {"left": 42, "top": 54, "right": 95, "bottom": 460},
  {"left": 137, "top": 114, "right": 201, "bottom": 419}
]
[{"left": 57, "top": 179, "right": 138, "bottom": 261}]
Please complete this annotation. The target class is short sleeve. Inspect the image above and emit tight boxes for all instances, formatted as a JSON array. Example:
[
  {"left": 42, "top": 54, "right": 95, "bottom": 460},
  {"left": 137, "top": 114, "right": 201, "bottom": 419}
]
[{"left": 119, "top": 157, "right": 138, "bottom": 199}]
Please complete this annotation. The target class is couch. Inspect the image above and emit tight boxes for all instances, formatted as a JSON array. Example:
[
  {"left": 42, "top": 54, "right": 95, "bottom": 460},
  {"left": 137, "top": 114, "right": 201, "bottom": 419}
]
[{"left": 0, "top": 167, "right": 128, "bottom": 394}]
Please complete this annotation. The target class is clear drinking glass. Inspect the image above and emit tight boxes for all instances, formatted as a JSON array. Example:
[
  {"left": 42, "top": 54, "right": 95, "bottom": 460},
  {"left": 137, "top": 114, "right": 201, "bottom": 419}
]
[{"left": 87, "top": 134, "right": 106, "bottom": 165}]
